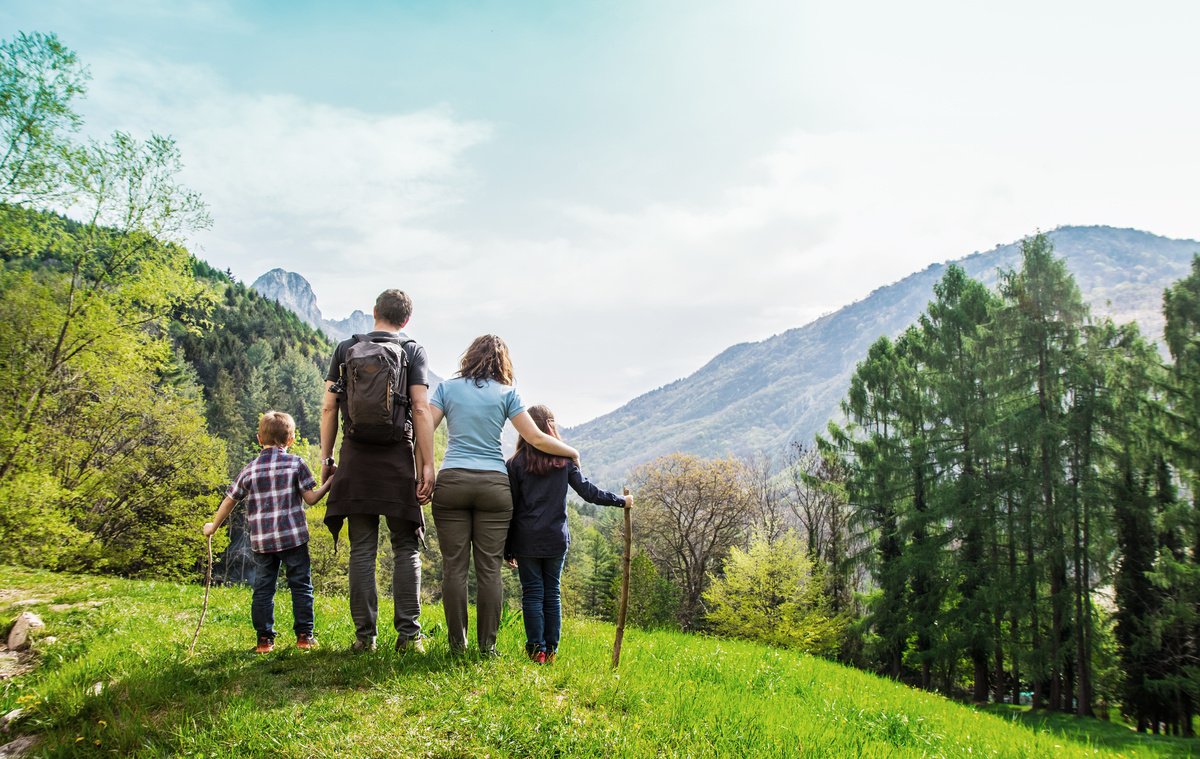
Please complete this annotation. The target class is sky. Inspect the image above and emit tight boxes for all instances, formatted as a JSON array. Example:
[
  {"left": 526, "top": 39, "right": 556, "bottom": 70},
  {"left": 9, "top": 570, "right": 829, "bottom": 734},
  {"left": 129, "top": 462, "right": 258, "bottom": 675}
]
[{"left": 4, "top": 0, "right": 1200, "bottom": 426}]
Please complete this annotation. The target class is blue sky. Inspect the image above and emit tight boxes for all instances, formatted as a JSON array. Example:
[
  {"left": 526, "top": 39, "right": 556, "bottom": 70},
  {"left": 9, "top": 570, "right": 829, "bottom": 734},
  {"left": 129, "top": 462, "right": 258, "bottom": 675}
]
[{"left": 4, "top": 0, "right": 1199, "bottom": 425}]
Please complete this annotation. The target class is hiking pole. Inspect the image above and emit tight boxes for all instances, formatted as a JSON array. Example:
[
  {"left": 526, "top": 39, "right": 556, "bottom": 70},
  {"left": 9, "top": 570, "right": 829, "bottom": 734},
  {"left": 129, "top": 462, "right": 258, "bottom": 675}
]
[
  {"left": 612, "top": 487, "right": 632, "bottom": 669},
  {"left": 188, "top": 534, "right": 214, "bottom": 658}
]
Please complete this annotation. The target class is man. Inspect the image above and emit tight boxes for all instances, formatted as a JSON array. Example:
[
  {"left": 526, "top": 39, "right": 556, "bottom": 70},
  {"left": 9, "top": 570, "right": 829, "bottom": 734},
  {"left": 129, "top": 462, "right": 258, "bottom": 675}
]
[{"left": 320, "top": 289, "right": 435, "bottom": 652}]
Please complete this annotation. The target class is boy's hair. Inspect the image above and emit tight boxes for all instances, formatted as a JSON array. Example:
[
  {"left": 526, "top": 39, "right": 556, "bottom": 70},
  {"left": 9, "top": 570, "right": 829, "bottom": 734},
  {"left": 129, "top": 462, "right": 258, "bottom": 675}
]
[
  {"left": 258, "top": 411, "right": 296, "bottom": 446},
  {"left": 457, "top": 334, "right": 515, "bottom": 386},
  {"left": 511, "top": 404, "right": 568, "bottom": 476},
  {"left": 374, "top": 289, "right": 413, "bottom": 328}
]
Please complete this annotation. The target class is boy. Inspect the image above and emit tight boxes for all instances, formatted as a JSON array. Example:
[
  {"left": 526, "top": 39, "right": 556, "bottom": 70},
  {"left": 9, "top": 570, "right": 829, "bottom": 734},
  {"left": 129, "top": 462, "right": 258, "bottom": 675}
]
[{"left": 204, "top": 411, "right": 333, "bottom": 653}]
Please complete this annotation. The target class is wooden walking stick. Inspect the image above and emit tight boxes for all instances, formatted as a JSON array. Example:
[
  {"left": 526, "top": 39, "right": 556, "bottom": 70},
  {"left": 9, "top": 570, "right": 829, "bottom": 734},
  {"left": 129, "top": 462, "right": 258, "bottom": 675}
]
[
  {"left": 188, "top": 534, "right": 214, "bottom": 657},
  {"left": 612, "top": 487, "right": 632, "bottom": 668}
]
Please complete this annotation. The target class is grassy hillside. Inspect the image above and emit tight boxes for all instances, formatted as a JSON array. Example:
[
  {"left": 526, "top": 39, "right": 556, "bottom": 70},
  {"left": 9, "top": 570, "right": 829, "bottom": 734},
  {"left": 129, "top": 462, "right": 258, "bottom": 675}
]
[{"left": 0, "top": 567, "right": 1193, "bottom": 757}]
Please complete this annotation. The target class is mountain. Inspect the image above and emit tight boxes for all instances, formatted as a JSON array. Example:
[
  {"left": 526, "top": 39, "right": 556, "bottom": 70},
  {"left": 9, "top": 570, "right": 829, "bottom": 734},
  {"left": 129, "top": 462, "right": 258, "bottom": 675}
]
[
  {"left": 251, "top": 268, "right": 373, "bottom": 341},
  {"left": 250, "top": 268, "right": 443, "bottom": 385},
  {"left": 567, "top": 226, "right": 1200, "bottom": 482}
]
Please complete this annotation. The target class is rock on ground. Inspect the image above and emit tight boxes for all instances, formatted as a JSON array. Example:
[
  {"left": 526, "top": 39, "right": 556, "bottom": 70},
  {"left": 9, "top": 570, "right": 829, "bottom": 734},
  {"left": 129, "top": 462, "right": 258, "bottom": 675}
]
[
  {"left": 0, "top": 736, "right": 38, "bottom": 758},
  {"left": 5, "top": 614, "right": 43, "bottom": 652}
]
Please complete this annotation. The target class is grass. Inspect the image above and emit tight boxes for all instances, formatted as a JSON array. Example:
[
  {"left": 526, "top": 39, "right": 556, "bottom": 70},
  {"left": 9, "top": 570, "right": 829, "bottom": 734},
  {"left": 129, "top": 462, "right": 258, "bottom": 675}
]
[{"left": 0, "top": 566, "right": 1195, "bottom": 758}]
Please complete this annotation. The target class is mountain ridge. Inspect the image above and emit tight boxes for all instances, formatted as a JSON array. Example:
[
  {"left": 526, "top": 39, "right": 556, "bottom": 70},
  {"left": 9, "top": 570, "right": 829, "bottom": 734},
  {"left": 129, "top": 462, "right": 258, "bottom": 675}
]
[{"left": 567, "top": 226, "right": 1200, "bottom": 482}]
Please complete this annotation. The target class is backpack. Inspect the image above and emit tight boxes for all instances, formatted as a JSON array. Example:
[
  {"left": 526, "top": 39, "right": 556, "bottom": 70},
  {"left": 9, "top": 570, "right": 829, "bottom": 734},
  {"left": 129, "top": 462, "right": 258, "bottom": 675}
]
[{"left": 337, "top": 334, "right": 414, "bottom": 444}]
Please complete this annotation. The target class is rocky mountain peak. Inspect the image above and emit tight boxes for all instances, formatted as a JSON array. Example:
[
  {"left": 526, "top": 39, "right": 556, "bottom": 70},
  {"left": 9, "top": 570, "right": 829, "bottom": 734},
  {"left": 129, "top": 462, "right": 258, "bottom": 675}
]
[{"left": 250, "top": 269, "right": 373, "bottom": 341}]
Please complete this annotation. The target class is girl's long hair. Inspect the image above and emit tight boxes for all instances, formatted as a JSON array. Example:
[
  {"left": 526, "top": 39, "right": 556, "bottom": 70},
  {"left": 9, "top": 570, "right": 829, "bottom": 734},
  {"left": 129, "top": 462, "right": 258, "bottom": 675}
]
[
  {"left": 457, "top": 334, "right": 514, "bottom": 386},
  {"left": 511, "top": 404, "right": 569, "bottom": 476}
]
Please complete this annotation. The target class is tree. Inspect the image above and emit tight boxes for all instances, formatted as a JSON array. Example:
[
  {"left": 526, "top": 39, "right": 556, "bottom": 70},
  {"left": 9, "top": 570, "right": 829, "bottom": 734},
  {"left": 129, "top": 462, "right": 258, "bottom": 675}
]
[
  {"left": 786, "top": 441, "right": 855, "bottom": 614},
  {"left": 996, "top": 233, "right": 1089, "bottom": 710},
  {"left": 618, "top": 552, "right": 680, "bottom": 629},
  {"left": 917, "top": 264, "right": 1000, "bottom": 702},
  {"left": 0, "top": 31, "right": 88, "bottom": 203},
  {"left": 827, "top": 335, "right": 911, "bottom": 679},
  {"left": 743, "top": 450, "right": 790, "bottom": 542},
  {"left": 630, "top": 454, "right": 752, "bottom": 629},
  {"left": 703, "top": 531, "right": 843, "bottom": 654},
  {"left": 0, "top": 33, "right": 226, "bottom": 578}
]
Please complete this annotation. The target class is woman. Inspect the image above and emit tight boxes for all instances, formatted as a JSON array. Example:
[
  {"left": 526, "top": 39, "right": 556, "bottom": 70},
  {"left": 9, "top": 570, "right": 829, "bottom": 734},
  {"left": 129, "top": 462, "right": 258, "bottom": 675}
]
[{"left": 429, "top": 334, "right": 579, "bottom": 654}]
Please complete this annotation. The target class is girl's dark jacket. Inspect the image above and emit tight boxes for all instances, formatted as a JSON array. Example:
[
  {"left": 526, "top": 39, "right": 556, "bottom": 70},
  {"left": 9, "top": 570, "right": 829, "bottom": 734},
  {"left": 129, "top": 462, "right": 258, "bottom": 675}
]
[{"left": 505, "top": 452, "right": 625, "bottom": 558}]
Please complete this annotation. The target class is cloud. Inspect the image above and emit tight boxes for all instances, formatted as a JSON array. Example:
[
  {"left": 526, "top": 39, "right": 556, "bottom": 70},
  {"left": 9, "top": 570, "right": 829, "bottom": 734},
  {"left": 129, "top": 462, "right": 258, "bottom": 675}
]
[
  {"left": 69, "top": 40, "right": 1200, "bottom": 428},
  {"left": 81, "top": 54, "right": 491, "bottom": 276}
]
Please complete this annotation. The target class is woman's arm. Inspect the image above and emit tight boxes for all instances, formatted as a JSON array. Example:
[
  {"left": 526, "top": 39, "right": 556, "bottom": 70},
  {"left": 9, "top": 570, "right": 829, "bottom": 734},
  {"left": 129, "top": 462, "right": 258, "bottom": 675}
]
[{"left": 511, "top": 411, "right": 579, "bottom": 462}]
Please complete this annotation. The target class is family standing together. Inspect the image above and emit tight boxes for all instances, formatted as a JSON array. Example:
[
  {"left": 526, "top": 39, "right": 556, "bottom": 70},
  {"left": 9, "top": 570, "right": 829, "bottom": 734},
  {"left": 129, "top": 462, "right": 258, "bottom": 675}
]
[{"left": 203, "top": 288, "right": 632, "bottom": 662}]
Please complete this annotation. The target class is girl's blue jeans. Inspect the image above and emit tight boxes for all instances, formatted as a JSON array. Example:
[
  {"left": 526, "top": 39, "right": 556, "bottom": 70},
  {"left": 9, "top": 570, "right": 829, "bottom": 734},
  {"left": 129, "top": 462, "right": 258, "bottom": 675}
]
[{"left": 516, "top": 553, "right": 567, "bottom": 654}]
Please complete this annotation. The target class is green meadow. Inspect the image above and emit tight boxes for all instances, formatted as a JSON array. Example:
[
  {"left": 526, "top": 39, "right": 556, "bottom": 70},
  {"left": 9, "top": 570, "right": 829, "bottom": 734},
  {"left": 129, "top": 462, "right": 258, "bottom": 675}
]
[{"left": 0, "top": 566, "right": 1193, "bottom": 758}]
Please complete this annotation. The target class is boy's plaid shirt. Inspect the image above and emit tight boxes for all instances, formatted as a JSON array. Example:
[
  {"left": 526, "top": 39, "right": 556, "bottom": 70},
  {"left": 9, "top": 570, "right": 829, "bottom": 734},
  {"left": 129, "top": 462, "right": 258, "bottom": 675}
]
[{"left": 228, "top": 447, "right": 317, "bottom": 553}]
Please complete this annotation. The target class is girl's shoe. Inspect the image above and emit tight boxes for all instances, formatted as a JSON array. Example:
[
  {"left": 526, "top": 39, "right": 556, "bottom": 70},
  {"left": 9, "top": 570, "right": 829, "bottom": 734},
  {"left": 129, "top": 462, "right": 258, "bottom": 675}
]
[
  {"left": 296, "top": 633, "right": 318, "bottom": 649},
  {"left": 533, "top": 651, "right": 548, "bottom": 664},
  {"left": 255, "top": 636, "right": 275, "bottom": 654}
]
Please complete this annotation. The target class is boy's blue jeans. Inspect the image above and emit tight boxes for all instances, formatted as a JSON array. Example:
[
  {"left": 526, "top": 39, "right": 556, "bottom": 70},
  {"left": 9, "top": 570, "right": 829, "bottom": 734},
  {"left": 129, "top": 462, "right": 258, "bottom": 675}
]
[
  {"left": 250, "top": 543, "right": 314, "bottom": 639},
  {"left": 516, "top": 553, "right": 567, "bottom": 654}
]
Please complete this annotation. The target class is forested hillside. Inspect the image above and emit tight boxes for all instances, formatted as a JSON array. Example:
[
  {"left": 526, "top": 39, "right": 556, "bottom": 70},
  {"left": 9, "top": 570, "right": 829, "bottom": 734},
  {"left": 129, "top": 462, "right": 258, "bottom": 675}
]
[
  {"left": 821, "top": 235, "right": 1200, "bottom": 733},
  {"left": 176, "top": 260, "right": 331, "bottom": 473}
]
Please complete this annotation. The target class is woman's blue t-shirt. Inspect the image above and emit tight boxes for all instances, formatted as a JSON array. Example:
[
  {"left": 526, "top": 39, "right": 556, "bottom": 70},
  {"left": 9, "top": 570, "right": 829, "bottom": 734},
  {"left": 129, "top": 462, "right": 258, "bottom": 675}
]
[{"left": 431, "top": 377, "right": 525, "bottom": 473}]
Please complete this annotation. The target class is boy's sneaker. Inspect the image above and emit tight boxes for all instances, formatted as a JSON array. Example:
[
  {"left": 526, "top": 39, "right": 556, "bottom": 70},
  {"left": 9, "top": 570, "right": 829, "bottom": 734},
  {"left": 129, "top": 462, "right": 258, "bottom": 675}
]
[
  {"left": 255, "top": 636, "right": 275, "bottom": 654},
  {"left": 350, "top": 637, "right": 377, "bottom": 653},
  {"left": 296, "top": 633, "right": 318, "bottom": 650},
  {"left": 533, "top": 650, "right": 548, "bottom": 664},
  {"left": 395, "top": 636, "right": 426, "bottom": 654}
]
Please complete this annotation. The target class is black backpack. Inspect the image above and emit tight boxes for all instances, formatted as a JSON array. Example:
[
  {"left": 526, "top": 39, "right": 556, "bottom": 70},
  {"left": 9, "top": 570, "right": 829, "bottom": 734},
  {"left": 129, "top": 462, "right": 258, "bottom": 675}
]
[{"left": 337, "top": 334, "right": 413, "bottom": 444}]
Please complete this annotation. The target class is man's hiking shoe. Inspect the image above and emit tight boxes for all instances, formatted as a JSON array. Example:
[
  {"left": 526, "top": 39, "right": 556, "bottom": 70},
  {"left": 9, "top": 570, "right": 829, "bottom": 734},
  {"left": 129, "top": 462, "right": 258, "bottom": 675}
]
[
  {"left": 351, "top": 637, "right": 377, "bottom": 653},
  {"left": 296, "top": 633, "right": 318, "bottom": 650},
  {"left": 395, "top": 636, "right": 426, "bottom": 654},
  {"left": 532, "top": 650, "right": 548, "bottom": 664},
  {"left": 255, "top": 636, "right": 275, "bottom": 654}
]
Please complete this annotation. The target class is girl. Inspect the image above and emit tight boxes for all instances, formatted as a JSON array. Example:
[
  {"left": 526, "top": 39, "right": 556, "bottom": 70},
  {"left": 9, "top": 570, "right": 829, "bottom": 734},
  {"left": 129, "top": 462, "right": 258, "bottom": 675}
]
[
  {"left": 505, "top": 404, "right": 632, "bottom": 663},
  {"left": 429, "top": 335, "right": 580, "bottom": 655}
]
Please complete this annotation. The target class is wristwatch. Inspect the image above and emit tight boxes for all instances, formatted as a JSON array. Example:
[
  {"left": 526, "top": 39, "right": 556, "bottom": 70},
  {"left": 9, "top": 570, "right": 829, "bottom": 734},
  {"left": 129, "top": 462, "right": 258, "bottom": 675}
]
[{"left": 321, "top": 457, "right": 335, "bottom": 466}]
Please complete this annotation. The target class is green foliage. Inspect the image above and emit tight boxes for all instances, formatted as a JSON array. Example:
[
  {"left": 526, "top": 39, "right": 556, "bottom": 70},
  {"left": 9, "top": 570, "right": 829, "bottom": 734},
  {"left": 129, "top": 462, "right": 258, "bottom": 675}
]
[
  {"left": 0, "top": 31, "right": 88, "bottom": 204},
  {"left": 703, "top": 531, "right": 844, "bottom": 655},
  {"left": 172, "top": 275, "right": 331, "bottom": 475},
  {"left": 620, "top": 552, "right": 679, "bottom": 629},
  {"left": 0, "top": 32, "right": 227, "bottom": 579},
  {"left": 827, "top": 234, "right": 1200, "bottom": 729},
  {"left": 564, "top": 525, "right": 618, "bottom": 619}
]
